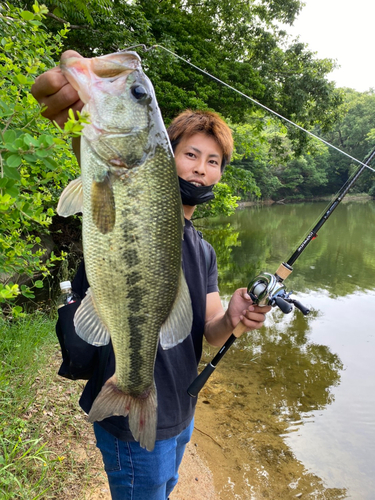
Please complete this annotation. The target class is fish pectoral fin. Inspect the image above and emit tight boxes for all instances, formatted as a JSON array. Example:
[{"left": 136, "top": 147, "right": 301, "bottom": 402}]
[
  {"left": 57, "top": 177, "right": 83, "bottom": 216},
  {"left": 160, "top": 269, "right": 193, "bottom": 350},
  {"left": 74, "top": 287, "right": 111, "bottom": 346},
  {"left": 91, "top": 175, "right": 116, "bottom": 234}
]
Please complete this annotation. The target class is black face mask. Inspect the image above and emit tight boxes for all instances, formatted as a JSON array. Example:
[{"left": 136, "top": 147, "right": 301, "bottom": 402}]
[{"left": 178, "top": 177, "right": 215, "bottom": 206}]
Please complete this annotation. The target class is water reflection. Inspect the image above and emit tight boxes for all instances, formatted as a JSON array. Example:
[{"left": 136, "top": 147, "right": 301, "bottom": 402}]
[{"left": 195, "top": 200, "right": 375, "bottom": 499}]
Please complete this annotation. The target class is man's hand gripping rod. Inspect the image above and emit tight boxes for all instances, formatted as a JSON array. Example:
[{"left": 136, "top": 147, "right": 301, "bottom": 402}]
[{"left": 187, "top": 263, "right": 309, "bottom": 397}]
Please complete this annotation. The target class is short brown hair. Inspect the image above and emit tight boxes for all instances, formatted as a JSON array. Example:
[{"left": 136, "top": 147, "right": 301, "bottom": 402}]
[{"left": 167, "top": 109, "right": 233, "bottom": 171}]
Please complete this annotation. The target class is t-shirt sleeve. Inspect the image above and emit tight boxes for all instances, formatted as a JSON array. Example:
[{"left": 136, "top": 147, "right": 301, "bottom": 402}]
[{"left": 206, "top": 243, "right": 219, "bottom": 294}]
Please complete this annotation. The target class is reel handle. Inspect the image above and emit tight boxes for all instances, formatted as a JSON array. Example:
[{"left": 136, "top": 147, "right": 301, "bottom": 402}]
[
  {"left": 290, "top": 299, "right": 310, "bottom": 315},
  {"left": 273, "top": 295, "right": 293, "bottom": 314}
]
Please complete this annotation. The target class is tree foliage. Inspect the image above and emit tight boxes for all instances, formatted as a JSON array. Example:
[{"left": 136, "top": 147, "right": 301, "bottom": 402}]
[
  {"left": 4, "top": 0, "right": 373, "bottom": 319},
  {"left": 0, "top": 2, "right": 82, "bottom": 314},
  {"left": 322, "top": 88, "right": 375, "bottom": 195},
  {"left": 14, "top": 0, "right": 342, "bottom": 133}
]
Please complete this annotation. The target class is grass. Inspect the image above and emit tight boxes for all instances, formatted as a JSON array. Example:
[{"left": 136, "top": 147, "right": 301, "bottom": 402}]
[{"left": 0, "top": 312, "right": 106, "bottom": 499}]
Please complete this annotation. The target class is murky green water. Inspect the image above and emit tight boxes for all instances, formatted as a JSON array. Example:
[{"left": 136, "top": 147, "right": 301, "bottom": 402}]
[{"left": 197, "top": 200, "right": 375, "bottom": 499}]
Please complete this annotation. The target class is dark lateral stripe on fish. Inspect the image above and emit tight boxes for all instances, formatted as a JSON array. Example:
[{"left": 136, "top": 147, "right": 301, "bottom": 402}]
[{"left": 127, "top": 284, "right": 150, "bottom": 393}]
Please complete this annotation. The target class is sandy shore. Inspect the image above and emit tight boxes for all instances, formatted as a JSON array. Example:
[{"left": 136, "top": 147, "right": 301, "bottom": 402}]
[{"left": 170, "top": 439, "right": 217, "bottom": 500}]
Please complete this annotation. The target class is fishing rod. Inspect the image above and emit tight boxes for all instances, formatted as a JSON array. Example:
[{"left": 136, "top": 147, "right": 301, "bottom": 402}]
[
  {"left": 187, "top": 147, "right": 375, "bottom": 398},
  {"left": 120, "top": 45, "right": 375, "bottom": 396}
]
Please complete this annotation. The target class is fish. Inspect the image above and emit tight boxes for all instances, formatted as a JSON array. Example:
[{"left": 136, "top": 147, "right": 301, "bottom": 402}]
[{"left": 57, "top": 51, "right": 193, "bottom": 451}]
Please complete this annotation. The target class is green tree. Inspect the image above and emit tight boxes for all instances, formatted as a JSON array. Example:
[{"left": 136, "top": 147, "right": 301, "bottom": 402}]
[
  {"left": 230, "top": 117, "right": 330, "bottom": 201},
  {"left": 14, "top": 0, "right": 343, "bottom": 135},
  {"left": 323, "top": 88, "right": 375, "bottom": 194}
]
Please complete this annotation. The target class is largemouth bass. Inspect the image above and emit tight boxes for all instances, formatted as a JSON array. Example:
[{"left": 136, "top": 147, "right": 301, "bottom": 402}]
[{"left": 57, "top": 51, "right": 193, "bottom": 451}]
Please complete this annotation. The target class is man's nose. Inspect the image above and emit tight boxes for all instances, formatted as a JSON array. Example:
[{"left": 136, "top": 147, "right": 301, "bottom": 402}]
[{"left": 194, "top": 159, "right": 206, "bottom": 175}]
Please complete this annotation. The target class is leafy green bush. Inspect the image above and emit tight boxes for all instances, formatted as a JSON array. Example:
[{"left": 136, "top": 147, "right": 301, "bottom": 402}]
[{"left": 0, "top": 2, "right": 81, "bottom": 315}]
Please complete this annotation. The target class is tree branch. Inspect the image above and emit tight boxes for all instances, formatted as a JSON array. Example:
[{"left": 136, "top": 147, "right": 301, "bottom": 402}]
[{"left": 46, "top": 11, "right": 89, "bottom": 29}]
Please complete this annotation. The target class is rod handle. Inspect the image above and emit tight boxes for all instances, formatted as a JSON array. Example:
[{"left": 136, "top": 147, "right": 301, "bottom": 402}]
[
  {"left": 187, "top": 322, "right": 247, "bottom": 398},
  {"left": 187, "top": 363, "right": 215, "bottom": 397},
  {"left": 232, "top": 320, "right": 248, "bottom": 337}
]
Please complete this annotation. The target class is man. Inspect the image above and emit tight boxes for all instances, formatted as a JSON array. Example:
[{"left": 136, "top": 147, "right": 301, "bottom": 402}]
[{"left": 31, "top": 51, "right": 271, "bottom": 500}]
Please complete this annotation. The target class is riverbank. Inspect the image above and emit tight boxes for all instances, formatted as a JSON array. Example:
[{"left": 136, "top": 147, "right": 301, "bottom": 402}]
[
  {"left": 1, "top": 315, "right": 348, "bottom": 499},
  {"left": 237, "top": 192, "right": 373, "bottom": 208}
]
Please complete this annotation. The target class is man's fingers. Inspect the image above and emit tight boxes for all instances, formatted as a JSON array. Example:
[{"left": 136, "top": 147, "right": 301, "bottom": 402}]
[
  {"left": 49, "top": 101, "right": 84, "bottom": 129},
  {"left": 41, "top": 83, "right": 81, "bottom": 116},
  {"left": 60, "top": 49, "right": 83, "bottom": 64},
  {"left": 31, "top": 66, "right": 66, "bottom": 100}
]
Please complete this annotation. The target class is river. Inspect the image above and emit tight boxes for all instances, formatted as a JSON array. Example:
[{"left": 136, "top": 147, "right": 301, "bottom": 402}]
[{"left": 193, "top": 200, "right": 375, "bottom": 499}]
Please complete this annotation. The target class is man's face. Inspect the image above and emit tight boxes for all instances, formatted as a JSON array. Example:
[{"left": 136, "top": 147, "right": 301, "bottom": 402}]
[{"left": 174, "top": 132, "right": 223, "bottom": 186}]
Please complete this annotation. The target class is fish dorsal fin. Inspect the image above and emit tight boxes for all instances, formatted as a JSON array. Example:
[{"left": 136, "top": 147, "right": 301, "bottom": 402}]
[
  {"left": 57, "top": 177, "right": 83, "bottom": 217},
  {"left": 160, "top": 269, "right": 193, "bottom": 350},
  {"left": 74, "top": 287, "right": 111, "bottom": 346}
]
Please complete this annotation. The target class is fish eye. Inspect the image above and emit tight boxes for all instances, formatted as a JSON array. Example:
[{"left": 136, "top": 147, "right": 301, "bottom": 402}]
[{"left": 131, "top": 84, "right": 148, "bottom": 101}]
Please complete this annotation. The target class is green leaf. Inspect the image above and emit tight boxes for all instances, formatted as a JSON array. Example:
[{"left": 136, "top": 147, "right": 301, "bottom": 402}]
[
  {"left": 39, "top": 134, "right": 55, "bottom": 146},
  {"left": 23, "top": 133, "right": 39, "bottom": 147},
  {"left": 21, "top": 288, "right": 35, "bottom": 299},
  {"left": 23, "top": 154, "right": 38, "bottom": 163},
  {"left": 20, "top": 11, "right": 35, "bottom": 21},
  {"left": 3, "top": 164, "right": 21, "bottom": 180},
  {"left": 11, "top": 305, "right": 24, "bottom": 318},
  {"left": 16, "top": 74, "right": 29, "bottom": 85},
  {"left": 4, "top": 143, "right": 18, "bottom": 153},
  {"left": 41, "top": 157, "right": 58, "bottom": 169},
  {"left": 6, "top": 154, "right": 22, "bottom": 168},
  {"left": 3, "top": 130, "right": 16, "bottom": 144},
  {"left": 6, "top": 185, "right": 20, "bottom": 198},
  {"left": 34, "top": 280, "right": 44, "bottom": 288},
  {"left": 35, "top": 149, "right": 51, "bottom": 158}
]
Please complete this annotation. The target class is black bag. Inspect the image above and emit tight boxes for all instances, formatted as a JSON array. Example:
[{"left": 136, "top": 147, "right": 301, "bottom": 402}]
[
  {"left": 55, "top": 261, "right": 100, "bottom": 380},
  {"left": 55, "top": 299, "right": 100, "bottom": 380}
]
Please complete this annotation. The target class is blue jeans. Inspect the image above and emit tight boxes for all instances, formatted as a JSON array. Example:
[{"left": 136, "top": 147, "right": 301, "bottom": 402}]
[{"left": 93, "top": 418, "right": 194, "bottom": 500}]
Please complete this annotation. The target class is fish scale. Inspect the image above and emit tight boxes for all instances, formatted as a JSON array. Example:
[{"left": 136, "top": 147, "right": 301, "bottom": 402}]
[{"left": 57, "top": 51, "right": 193, "bottom": 450}]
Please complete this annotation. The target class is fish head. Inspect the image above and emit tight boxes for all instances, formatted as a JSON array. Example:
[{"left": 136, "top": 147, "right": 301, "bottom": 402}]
[{"left": 60, "top": 51, "right": 170, "bottom": 158}]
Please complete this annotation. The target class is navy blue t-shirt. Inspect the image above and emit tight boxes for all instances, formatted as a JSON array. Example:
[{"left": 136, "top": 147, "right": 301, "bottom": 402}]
[{"left": 76, "top": 218, "right": 218, "bottom": 441}]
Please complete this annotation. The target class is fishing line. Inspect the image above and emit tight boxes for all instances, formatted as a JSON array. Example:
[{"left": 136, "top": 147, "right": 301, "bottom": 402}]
[
  {"left": 118, "top": 44, "right": 375, "bottom": 396},
  {"left": 137, "top": 44, "right": 375, "bottom": 175}
]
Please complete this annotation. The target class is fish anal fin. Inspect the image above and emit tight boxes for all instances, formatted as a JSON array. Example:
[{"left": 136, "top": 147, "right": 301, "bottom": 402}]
[
  {"left": 74, "top": 288, "right": 111, "bottom": 346},
  {"left": 57, "top": 177, "right": 83, "bottom": 217},
  {"left": 88, "top": 376, "right": 157, "bottom": 452},
  {"left": 91, "top": 175, "right": 116, "bottom": 234},
  {"left": 160, "top": 269, "right": 193, "bottom": 350}
]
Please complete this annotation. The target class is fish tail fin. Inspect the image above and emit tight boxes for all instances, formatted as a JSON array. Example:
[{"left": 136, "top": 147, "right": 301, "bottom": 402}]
[{"left": 88, "top": 376, "right": 157, "bottom": 451}]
